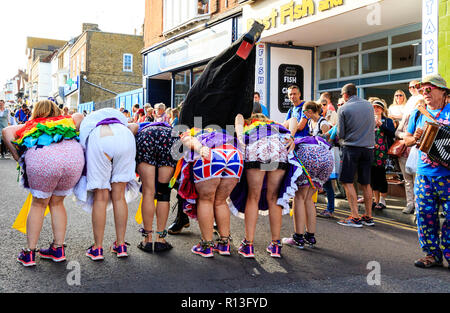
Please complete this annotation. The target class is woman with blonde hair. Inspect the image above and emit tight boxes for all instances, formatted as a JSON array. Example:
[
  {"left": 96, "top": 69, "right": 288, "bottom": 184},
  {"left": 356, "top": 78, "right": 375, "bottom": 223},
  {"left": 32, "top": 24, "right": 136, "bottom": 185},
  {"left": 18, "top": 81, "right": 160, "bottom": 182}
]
[
  {"left": 2, "top": 99, "right": 85, "bottom": 266},
  {"left": 389, "top": 89, "right": 407, "bottom": 126}
]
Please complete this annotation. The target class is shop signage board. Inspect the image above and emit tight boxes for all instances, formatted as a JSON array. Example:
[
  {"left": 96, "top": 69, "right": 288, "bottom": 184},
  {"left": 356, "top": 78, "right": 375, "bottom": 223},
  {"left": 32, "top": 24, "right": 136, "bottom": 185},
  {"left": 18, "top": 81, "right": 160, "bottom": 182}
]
[
  {"left": 278, "top": 64, "right": 304, "bottom": 113},
  {"left": 145, "top": 19, "right": 233, "bottom": 77},
  {"left": 422, "top": 0, "right": 439, "bottom": 77},
  {"left": 242, "top": 0, "right": 381, "bottom": 36},
  {"left": 255, "top": 43, "right": 267, "bottom": 107}
]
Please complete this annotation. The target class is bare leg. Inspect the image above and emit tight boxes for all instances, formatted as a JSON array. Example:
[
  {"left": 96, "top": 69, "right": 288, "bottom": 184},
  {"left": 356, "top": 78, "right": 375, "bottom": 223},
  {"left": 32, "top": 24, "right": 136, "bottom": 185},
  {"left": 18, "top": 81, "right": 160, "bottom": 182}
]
[
  {"left": 92, "top": 189, "right": 110, "bottom": 249},
  {"left": 361, "top": 184, "right": 373, "bottom": 217},
  {"left": 244, "top": 169, "right": 265, "bottom": 242},
  {"left": 155, "top": 166, "right": 175, "bottom": 243},
  {"left": 266, "top": 169, "right": 286, "bottom": 241},
  {"left": 27, "top": 196, "right": 51, "bottom": 249},
  {"left": 48, "top": 195, "right": 67, "bottom": 246},
  {"left": 137, "top": 163, "right": 156, "bottom": 244},
  {"left": 304, "top": 187, "right": 318, "bottom": 234},
  {"left": 214, "top": 178, "right": 239, "bottom": 240},
  {"left": 111, "top": 182, "right": 128, "bottom": 246},
  {"left": 195, "top": 179, "right": 220, "bottom": 242},
  {"left": 342, "top": 183, "right": 359, "bottom": 218},
  {"left": 292, "top": 186, "right": 310, "bottom": 235}
]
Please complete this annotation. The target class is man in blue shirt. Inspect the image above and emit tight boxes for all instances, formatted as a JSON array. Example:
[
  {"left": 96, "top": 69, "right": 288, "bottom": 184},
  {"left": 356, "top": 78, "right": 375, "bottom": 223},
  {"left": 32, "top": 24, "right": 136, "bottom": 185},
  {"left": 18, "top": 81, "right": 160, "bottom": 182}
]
[
  {"left": 404, "top": 74, "right": 450, "bottom": 269},
  {"left": 15, "top": 104, "right": 29, "bottom": 124},
  {"left": 253, "top": 92, "right": 269, "bottom": 116},
  {"left": 283, "top": 85, "right": 309, "bottom": 137}
]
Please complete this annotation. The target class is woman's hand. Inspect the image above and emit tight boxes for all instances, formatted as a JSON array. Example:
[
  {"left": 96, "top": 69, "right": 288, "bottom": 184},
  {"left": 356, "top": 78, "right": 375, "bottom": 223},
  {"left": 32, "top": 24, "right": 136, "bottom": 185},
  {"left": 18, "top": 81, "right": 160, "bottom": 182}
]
[{"left": 284, "top": 136, "right": 295, "bottom": 153}]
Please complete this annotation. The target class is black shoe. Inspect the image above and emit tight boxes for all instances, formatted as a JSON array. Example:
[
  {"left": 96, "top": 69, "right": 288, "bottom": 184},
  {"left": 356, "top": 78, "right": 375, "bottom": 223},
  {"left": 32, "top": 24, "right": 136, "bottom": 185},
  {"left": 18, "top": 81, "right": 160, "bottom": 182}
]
[
  {"left": 168, "top": 213, "right": 190, "bottom": 235},
  {"left": 335, "top": 192, "right": 346, "bottom": 199},
  {"left": 154, "top": 241, "right": 173, "bottom": 252},
  {"left": 137, "top": 241, "right": 153, "bottom": 253}
]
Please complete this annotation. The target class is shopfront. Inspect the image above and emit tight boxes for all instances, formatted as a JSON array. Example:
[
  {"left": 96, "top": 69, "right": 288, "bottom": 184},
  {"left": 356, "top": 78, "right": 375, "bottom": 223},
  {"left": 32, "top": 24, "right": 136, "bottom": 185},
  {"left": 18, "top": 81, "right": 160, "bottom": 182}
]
[
  {"left": 242, "top": 0, "right": 423, "bottom": 120},
  {"left": 142, "top": 15, "right": 243, "bottom": 108}
]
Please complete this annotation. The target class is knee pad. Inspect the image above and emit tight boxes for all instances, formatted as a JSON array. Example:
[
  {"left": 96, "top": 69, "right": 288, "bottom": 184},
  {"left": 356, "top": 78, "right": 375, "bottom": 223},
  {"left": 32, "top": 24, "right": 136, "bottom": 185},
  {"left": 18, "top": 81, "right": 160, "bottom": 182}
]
[{"left": 155, "top": 182, "right": 171, "bottom": 202}]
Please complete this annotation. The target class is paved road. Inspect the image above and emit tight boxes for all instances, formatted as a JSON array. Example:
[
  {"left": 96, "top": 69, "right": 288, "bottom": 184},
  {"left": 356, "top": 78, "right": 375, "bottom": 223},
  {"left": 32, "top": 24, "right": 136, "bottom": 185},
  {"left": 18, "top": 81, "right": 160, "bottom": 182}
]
[{"left": 1, "top": 157, "right": 449, "bottom": 301}]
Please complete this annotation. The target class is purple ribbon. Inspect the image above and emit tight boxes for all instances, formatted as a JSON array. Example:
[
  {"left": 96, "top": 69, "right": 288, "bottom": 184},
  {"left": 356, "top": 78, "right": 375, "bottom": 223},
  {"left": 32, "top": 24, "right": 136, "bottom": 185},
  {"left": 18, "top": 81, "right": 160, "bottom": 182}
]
[{"left": 96, "top": 117, "right": 123, "bottom": 127}]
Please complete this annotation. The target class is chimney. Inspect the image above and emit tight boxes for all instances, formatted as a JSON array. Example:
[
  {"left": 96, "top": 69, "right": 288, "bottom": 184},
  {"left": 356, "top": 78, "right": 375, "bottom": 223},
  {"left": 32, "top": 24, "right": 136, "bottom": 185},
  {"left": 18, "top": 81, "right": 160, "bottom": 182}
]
[{"left": 82, "top": 23, "right": 100, "bottom": 33}]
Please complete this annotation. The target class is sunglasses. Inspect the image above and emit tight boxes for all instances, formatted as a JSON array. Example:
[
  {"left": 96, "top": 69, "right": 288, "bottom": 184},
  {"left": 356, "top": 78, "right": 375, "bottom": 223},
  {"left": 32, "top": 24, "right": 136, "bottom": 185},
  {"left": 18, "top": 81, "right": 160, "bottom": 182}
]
[
  {"left": 394, "top": 94, "right": 404, "bottom": 97},
  {"left": 419, "top": 85, "right": 440, "bottom": 95}
]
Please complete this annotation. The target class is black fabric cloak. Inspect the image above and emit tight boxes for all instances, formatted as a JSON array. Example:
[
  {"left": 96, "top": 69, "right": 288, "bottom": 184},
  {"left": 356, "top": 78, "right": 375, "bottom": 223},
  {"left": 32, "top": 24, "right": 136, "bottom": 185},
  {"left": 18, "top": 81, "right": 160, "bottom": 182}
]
[{"left": 179, "top": 22, "right": 264, "bottom": 131}]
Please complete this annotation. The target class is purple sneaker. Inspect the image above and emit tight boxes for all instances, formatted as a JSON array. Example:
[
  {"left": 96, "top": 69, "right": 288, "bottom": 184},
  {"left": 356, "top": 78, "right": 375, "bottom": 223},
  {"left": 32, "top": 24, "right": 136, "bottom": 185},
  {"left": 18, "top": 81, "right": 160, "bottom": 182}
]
[
  {"left": 111, "top": 242, "right": 129, "bottom": 258},
  {"left": 39, "top": 243, "right": 66, "bottom": 262},
  {"left": 213, "top": 237, "right": 231, "bottom": 256},
  {"left": 86, "top": 245, "right": 104, "bottom": 261},
  {"left": 282, "top": 233, "right": 305, "bottom": 249},
  {"left": 266, "top": 240, "right": 282, "bottom": 258},
  {"left": 238, "top": 239, "right": 255, "bottom": 258},
  {"left": 17, "top": 248, "right": 36, "bottom": 267},
  {"left": 191, "top": 241, "right": 214, "bottom": 258}
]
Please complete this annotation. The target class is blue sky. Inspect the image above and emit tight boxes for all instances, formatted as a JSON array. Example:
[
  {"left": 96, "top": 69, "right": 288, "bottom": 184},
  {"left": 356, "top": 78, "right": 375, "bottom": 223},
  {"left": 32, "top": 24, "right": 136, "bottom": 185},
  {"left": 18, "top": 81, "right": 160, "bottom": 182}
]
[{"left": 0, "top": 0, "right": 145, "bottom": 88}]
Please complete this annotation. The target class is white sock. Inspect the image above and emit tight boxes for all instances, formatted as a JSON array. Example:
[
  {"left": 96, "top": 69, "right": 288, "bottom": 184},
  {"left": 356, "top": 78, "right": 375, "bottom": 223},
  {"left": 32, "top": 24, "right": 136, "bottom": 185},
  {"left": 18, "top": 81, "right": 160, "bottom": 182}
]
[{"left": 379, "top": 197, "right": 386, "bottom": 206}]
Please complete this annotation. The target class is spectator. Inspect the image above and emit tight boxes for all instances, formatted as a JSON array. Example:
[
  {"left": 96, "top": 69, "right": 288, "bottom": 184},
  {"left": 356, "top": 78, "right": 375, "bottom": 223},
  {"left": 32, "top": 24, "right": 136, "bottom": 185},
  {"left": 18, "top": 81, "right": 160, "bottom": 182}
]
[
  {"left": 132, "top": 104, "right": 140, "bottom": 122},
  {"left": 389, "top": 90, "right": 407, "bottom": 127},
  {"left": 320, "top": 92, "right": 338, "bottom": 126},
  {"left": 395, "top": 98, "right": 423, "bottom": 214},
  {"left": 283, "top": 85, "right": 309, "bottom": 138},
  {"left": 0, "top": 100, "right": 11, "bottom": 159},
  {"left": 370, "top": 99, "right": 395, "bottom": 210},
  {"left": 253, "top": 91, "right": 269, "bottom": 116},
  {"left": 302, "top": 101, "right": 336, "bottom": 218},
  {"left": 153, "top": 103, "right": 170, "bottom": 123},
  {"left": 336, "top": 83, "right": 375, "bottom": 228},
  {"left": 136, "top": 108, "right": 146, "bottom": 123},
  {"left": 145, "top": 108, "right": 154, "bottom": 122},
  {"left": 404, "top": 80, "right": 423, "bottom": 114},
  {"left": 404, "top": 74, "right": 450, "bottom": 269},
  {"left": 63, "top": 106, "right": 69, "bottom": 116},
  {"left": 15, "top": 104, "right": 30, "bottom": 124},
  {"left": 170, "top": 108, "right": 180, "bottom": 126}
]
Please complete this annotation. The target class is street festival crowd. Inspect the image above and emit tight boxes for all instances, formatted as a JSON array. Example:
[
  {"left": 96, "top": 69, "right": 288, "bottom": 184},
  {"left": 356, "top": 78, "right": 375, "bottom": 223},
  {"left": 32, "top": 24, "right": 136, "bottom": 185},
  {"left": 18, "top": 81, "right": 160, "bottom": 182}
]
[{"left": 1, "top": 23, "right": 449, "bottom": 271}]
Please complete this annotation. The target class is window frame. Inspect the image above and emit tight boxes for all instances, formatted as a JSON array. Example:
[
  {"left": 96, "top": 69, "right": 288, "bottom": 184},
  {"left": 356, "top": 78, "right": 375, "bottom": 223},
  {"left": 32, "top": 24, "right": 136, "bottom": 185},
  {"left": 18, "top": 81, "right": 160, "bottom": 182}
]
[
  {"left": 317, "top": 24, "right": 422, "bottom": 84},
  {"left": 123, "top": 53, "right": 133, "bottom": 73}
]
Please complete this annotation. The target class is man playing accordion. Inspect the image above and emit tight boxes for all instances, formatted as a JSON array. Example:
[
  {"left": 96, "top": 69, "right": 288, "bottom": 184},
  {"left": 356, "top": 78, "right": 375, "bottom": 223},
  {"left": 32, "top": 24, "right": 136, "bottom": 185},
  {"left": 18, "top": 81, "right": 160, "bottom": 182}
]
[{"left": 404, "top": 74, "right": 450, "bottom": 270}]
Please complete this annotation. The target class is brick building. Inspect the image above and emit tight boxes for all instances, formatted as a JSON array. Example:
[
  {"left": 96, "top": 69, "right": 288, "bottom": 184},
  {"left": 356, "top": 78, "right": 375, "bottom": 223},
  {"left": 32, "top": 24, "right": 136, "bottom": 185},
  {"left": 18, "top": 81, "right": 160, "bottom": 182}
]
[
  {"left": 64, "top": 23, "right": 143, "bottom": 110},
  {"left": 142, "top": 0, "right": 245, "bottom": 107}
]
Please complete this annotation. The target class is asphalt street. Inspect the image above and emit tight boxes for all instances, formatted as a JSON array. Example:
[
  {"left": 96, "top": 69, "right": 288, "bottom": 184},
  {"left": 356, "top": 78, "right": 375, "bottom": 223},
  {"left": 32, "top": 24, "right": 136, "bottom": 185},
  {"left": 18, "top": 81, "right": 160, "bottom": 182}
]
[{"left": 0, "top": 157, "right": 449, "bottom": 299}]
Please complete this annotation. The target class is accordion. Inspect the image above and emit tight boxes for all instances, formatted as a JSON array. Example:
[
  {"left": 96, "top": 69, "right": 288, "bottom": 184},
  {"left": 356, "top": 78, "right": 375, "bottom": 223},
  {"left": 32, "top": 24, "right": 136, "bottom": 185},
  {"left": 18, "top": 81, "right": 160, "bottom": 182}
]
[{"left": 418, "top": 121, "right": 450, "bottom": 169}]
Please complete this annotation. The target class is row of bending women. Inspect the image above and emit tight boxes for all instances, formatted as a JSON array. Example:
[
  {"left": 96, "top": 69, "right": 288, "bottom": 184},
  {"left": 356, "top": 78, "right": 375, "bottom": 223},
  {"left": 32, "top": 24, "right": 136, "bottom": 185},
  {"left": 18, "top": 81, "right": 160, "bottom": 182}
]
[{"left": 3, "top": 100, "right": 333, "bottom": 267}]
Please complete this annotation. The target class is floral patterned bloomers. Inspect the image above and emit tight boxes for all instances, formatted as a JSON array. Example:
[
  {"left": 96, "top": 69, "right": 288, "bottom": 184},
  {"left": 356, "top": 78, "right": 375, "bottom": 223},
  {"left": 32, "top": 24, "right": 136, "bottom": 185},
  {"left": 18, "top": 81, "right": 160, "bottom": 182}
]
[
  {"left": 245, "top": 134, "right": 289, "bottom": 166},
  {"left": 24, "top": 139, "right": 85, "bottom": 198},
  {"left": 295, "top": 143, "right": 334, "bottom": 188},
  {"left": 136, "top": 125, "right": 178, "bottom": 168},
  {"left": 414, "top": 175, "right": 450, "bottom": 263}
]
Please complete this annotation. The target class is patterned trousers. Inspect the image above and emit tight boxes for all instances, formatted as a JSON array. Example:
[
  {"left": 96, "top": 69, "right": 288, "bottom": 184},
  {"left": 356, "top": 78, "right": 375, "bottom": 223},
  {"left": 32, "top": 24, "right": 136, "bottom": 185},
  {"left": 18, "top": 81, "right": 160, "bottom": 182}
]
[{"left": 414, "top": 175, "right": 450, "bottom": 262}]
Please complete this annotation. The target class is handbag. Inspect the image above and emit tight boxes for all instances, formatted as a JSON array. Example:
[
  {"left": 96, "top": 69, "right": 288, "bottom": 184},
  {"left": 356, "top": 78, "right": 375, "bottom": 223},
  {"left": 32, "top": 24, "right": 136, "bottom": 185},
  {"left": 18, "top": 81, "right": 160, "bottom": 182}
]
[
  {"left": 405, "top": 146, "right": 419, "bottom": 174},
  {"left": 387, "top": 139, "right": 406, "bottom": 157}
]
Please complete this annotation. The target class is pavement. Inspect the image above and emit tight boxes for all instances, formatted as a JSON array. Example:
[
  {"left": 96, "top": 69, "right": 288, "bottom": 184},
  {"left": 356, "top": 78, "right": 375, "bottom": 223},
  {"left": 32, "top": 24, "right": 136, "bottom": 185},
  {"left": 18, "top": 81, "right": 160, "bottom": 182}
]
[{"left": 316, "top": 193, "right": 418, "bottom": 227}]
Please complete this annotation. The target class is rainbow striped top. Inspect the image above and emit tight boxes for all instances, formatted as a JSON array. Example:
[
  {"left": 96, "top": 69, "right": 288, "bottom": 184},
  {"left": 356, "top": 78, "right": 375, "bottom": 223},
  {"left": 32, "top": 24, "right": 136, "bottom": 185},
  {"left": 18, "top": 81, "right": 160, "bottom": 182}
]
[{"left": 13, "top": 116, "right": 79, "bottom": 149}]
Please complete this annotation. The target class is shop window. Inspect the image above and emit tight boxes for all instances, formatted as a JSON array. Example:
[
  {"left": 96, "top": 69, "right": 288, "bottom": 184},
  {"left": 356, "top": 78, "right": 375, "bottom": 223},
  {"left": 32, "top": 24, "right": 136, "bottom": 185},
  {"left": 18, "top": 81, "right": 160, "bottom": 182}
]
[
  {"left": 363, "top": 83, "right": 409, "bottom": 108},
  {"left": 340, "top": 55, "right": 359, "bottom": 77},
  {"left": 362, "top": 50, "right": 388, "bottom": 74},
  {"left": 193, "top": 65, "right": 206, "bottom": 83},
  {"left": 340, "top": 44, "right": 358, "bottom": 55},
  {"left": 163, "top": 0, "right": 210, "bottom": 33},
  {"left": 391, "top": 30, "right": 421, "bottom": 45},
  {"left": 320, "top": 59, "right": 337, "bottom": 80},
  {"left": 320, "top": 49, "right": 337, "bottom": 59},
  {"left": 392, "top": 44, "right": 422, "bottom": 69},
  {"left": 174, "top": 70, "right": 191, "bottom": 106},
  {"left": 362, "top": 38, "right": 388, "bottom": 51}
]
